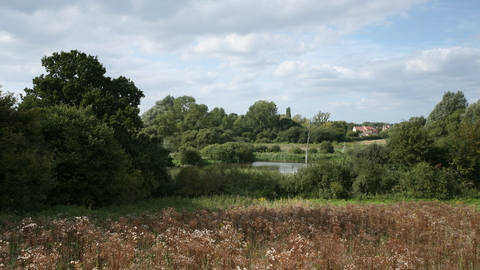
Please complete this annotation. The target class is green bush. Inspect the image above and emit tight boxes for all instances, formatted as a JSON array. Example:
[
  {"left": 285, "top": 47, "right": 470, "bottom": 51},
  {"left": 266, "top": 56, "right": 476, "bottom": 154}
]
[
  {"left": 400, "top": 162, "right": 451, "bottom": 199},
  {"left": 170, "top": 166, "right": 223, "bottom": 197},
  {"left": 0, "top": 92, "right": 54, "bottom": 211},
  {"left": 169, "top": 165, "right": 287, "bottom": 198},
  {"left": 41, "top": 105, "right": 141, "bottom": 207},
  {"left": 269, "top": 145, "right": 281, "bottom": 152},
  {"left": 319, "top": 141, "right": 334, "bottom": 153},
  {"left": 283, "top": 161, "right": 353, "bottom": 199},
  {"left": 289, "top": 147, "right": 304, "bottom": 154},
  {"left": 178, "top": 147, "right": 203, "bottom": 165},
  {"left": 253, "top": 145, "right": 269, "bottom": 152},
  {"left": 220, "top": 166, "right": 285, "bottom": 198},
  {"left": 352, "top": 163, "right": 400, "bottom": 195},
  {"left": 201, "top": 142, "right": 255, "bottom": 163},
  {"left": 238, "top": 145, "right": 255, "bottom": 162},
  {"left": 309, "top": 147, "right": 318, "bottom": 154}
]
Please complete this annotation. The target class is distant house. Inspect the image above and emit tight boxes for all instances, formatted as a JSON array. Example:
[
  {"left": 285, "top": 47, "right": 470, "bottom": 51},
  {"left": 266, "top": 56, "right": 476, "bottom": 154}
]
[
  {"left": 382, "top": 125, "right": 391, "bottom": 131},
  {"left": 352, "top": 126, "right": 377, "bottom": 137}
]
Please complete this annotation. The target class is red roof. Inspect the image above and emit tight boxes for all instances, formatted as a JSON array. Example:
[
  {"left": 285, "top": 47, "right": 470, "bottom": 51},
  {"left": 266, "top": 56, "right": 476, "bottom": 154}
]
[{"left": 353, "top": 126, "right": 374, "bottom": 132}]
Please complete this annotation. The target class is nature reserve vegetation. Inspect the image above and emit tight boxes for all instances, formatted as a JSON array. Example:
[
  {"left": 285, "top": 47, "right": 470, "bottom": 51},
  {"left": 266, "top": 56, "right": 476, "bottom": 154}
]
[{"left": 1, "top": 50, "right": 480, "bottom": 269}]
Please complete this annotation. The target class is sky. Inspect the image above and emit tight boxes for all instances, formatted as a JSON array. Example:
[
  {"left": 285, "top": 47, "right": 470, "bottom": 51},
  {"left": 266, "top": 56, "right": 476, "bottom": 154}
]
[{"left": 1, "top": 0, "right": 479, "bottom": 124}]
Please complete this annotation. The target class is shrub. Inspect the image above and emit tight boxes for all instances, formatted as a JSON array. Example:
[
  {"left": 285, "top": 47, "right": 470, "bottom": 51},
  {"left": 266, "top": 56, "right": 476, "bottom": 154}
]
[
  {"left": 347, "top": 143, "right": 390, "bottom": 165},
  {"left": 237, "top": 145, "right": 255, "bottom": 162},
  {"left": 319, "top": 141, "right": 334, "bottom": 153},
  {"left": 201, "top": 142, "right": 255, "bottom": 163},
  {"left": 253, "top": 145, "right": 269, "bottom": 152},
  {"left": 178, "top": 147, "right": 203, "bottom": 165},
  {"left": 309, "top": 147, "right": 318, "bottom": 154},
  {"left": 220, "top": 166, "right": 285, "bottom": 198},
  {"left": 289, "top": 147, "right": 304, "bottom": 154},
  {"left": 400, "top": 162, "right": 451, "bottom": 199},
  {"left": 41, "top": 105, "right": 141, "bottom": 207},
  {"left": 269, "top": 145, "right": 281, "bottom": 152},
  {"left": 352, "top": 163, "right": 400, "bottom": 195},
  {"left": 170, "top": 166, "right": 223, "bottom": 197},
  {"left": 283, "top": 161, "right": 353, "bottom": 199},
  {"left": 0, "top": 92, "right": 54, "bottom": 211}
]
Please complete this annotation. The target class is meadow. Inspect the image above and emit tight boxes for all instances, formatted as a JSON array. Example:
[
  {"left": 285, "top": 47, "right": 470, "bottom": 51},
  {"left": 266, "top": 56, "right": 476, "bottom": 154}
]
[{"left": 1, "top": 199, "right": 480, "bottom": 269}]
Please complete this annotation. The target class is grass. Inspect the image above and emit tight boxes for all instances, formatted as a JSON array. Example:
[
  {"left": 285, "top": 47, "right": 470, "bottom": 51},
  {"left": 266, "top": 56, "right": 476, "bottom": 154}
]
[{"left": 3, "top": 195, "right": 480, "bottom": 221}]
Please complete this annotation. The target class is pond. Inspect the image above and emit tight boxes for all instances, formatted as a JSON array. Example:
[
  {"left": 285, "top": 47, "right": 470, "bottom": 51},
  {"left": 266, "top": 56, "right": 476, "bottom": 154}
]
[{"left": 249, "top": 161, "right": 305, "bottom": 173}]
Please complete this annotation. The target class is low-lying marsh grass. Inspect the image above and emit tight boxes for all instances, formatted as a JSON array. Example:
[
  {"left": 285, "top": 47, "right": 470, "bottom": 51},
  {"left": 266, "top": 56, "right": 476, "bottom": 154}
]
[{"left": 1, "top": 200, "right": 480, "bottom": 269}]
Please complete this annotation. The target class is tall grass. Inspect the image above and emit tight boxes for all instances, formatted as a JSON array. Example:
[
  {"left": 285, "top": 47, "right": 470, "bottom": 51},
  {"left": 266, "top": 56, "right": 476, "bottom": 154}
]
[{"left": 1, "top": 201, "right": 480, "bottom": 269}]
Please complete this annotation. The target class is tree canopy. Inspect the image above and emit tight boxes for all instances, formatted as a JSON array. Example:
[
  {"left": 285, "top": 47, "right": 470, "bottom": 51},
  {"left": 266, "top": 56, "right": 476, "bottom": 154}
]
[{"left": 22, "top": 50, "right": 144, "bottom": 133}]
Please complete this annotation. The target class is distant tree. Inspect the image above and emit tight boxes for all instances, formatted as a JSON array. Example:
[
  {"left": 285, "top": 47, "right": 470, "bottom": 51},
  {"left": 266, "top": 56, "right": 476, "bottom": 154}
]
[
  {"left": 400, "top": 162, "right": 450, "bottom": 199},
  {"left": 277, "top": 118, "right": 300, "bottom": 131},
  {"left": 243, "top": 100, "right": 279, "bottom": 134},
  {"left": 311, "top": 111, "right": 330, "bottom": 126},
  {"left": 286, "top": 107, "right": 292, "bottom": 119},
  {"left": 180, "top": 103, "right": 209, "bottom": 131},
  {"left": 208, "top": 107, "right": 227, "bottom": 127},
  {"left": 426, "top": 91, "right": 468, "bottom": 126},
  {"left": 306, "top": 111, "right": 331, "bottom": 164},
  {"left": 462, "top": 100, "right": 480, "bottom": 123},
  {"left": 276, "top": 126, "right": 305, "bottom": 143},
  {"left": 223, "top": 113, "right": 239, "bottom": 131},
  {"left": 448, "top": 117, "right": 480, "bottom": 187},
  {"left": 153, "top": 111, "right": 178, "bottom": 137},
  {"left": 292, "top": 114, "right": 308, "bottom": 126},
  {"left": 387, "top": 116, "right": 440, "bottom": 167},
  {"left": 142, "top": 95, "right": 175, "bottom": 127}
]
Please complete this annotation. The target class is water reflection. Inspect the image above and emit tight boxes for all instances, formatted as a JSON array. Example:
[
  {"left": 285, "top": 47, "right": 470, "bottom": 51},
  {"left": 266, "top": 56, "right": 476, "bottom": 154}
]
[{"left": 250, "top": 162, "right": 305, "bottom": 173}]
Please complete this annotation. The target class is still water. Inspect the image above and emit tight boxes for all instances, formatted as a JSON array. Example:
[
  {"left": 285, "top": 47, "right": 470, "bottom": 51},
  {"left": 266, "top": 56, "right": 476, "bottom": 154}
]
[{"left": 249, "top": 161, "right": 305, "bottom": 173}]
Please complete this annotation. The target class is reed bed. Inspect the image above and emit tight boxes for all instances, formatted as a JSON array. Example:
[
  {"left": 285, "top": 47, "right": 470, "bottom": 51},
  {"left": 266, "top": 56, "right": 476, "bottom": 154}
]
[{"left": 1, "top": 201, "right": 479, "bottom": 269}]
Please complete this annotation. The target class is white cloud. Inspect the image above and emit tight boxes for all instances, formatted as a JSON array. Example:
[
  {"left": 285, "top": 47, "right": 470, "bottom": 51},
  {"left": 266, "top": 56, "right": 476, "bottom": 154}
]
[
  {"left": 404, "top": 47, "right": 480, "bottom": 77},
  {"left": 2, "top": 0, "right": 480, "bottom": 123},
  {"left": 273, "top": 61, "right": 345, "bottom": 79}
]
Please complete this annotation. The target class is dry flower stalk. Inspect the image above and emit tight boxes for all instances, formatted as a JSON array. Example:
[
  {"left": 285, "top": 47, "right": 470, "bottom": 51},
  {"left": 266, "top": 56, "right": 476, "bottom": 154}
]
[{"left": 1, "top": 201, "right": 479, "bottom": 269}]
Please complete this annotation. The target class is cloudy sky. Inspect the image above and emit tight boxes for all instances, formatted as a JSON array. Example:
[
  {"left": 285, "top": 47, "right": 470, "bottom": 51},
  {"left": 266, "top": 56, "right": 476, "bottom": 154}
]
[{"left": 1, "top": 0, "right": 479, "bottom": 123}]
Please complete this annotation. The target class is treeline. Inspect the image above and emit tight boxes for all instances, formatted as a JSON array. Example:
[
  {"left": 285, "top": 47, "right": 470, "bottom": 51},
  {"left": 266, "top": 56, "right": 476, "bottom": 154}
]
[
  {"left": 167, "top": 91, "right": 480, "bottom": 200},
  {"left": 288, "top": 91, "right": 480, "bottom": 199},
  {"left": 1, "top": 50, "right": 172, "bottom": 211},
  {"left": 140, "top": 94, "right": 388, "bottom": 160}
]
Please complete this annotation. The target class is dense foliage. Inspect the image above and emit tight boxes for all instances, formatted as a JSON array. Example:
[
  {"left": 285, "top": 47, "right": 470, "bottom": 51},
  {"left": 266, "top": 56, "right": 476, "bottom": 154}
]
[
  {"left": 1, "top": 51, "right": 172, "bottom": 211},
  {"left": 161, "top": 90, "right": 480, "bottom": 201}
]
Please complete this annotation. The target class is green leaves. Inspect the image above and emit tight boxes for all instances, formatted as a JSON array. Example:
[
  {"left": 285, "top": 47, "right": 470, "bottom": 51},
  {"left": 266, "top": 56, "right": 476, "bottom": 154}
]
[
  {"left": 23, "top": 50, "right": 145, "bottom": 133},
  {"left": 0, "top": 91, "right": 54, "bottom": 211},
  {"left": 243, "top": 100, "right": 279, "bottom": 134},
  {"left": 387, "top": 116, "right": 440, "bottom": 167},
  {"left": 40, "top": 105, "right": 139, "bottom": 206}
]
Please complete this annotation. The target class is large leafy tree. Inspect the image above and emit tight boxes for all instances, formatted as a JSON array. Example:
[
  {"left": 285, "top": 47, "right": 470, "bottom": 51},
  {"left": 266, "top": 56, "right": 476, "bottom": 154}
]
[
  {"left": 426, "top": 91, "right": 468, "bottom": 128},
  {"left": 142, "top": 95, "right": 175, "bottom": 127},
  {"left": 448, "top": 109, "right": 480, "bottom": 187},
  {"left": 387, "top": 116, "right": 441, "bottom": 167},
  {"left": 22, "top": 50, "right": 144, "bottom": 133},
  {"left": 19, "top": 51, "right": 172, "bottom": 204},
  {"left": 243, "top": 100, "right": 279, "bottom": 134}
]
